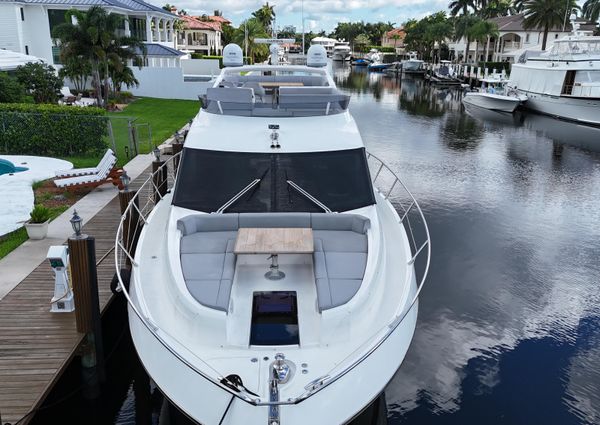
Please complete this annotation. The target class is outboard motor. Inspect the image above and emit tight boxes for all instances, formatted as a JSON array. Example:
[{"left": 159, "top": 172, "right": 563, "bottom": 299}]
[
  {"left": 306, "top": 44, "right": 327, "bottom": 67},
  {"left": 223, "top": 43, "right": 243, "bottom": 67}
]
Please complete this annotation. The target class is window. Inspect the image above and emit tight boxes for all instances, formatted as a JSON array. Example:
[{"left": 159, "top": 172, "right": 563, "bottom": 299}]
[
  {"left": 250, "top": 292, "right": 299, "bottom": 346},
  {"left": 172, "top": 148, "right": 376, "bottom": 213},
  {"left": 20, "top": 7, "right": 24, "bottom": 21},
  {"left": 555, "top": 34, "right": 559, "bottom": 39},
  {"left": 525, "top": 33, "right": 530, "bottom": 43},
  {"left": 130, "top": 17, "right": 147, "bottom": 41},
  {"left": 25, "top": 45, "right": 29, "bottom": 55},
  {"left": 47, "top": 9, "right": 67, "bottom": 34}
]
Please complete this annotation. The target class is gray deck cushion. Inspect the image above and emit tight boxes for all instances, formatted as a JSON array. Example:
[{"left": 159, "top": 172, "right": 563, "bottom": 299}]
[
  {"left": 177, "top": 214, "right": 239, "bottom": 235},
  {"left": 311, "top": 216, "right": 369, "bottom": 311}
]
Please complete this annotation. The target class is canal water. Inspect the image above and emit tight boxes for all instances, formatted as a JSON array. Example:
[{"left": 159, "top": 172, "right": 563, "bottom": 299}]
[{"left": 32, "top": 64, "right": 600, "bottom": 425}]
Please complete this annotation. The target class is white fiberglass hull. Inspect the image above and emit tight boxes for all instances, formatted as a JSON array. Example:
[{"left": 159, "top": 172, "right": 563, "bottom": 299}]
[
  {"left": 402, "top": 60, "right": 423, "bottom": 72},
  {"left": 462, "top": 92, "right": 523, "bottom": 113},
  {"left": 332, "top": 51, "right": 351, "bottom": 61},
  {"left": 517, "top": 90, "right": 600, "bottom": 126}
]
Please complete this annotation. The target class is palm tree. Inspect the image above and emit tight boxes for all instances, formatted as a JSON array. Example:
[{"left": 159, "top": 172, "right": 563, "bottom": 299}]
[
  {"left": 523, "top": 0, "right": 578, "bottom": 50},
  {"left": 449, "top": 0, "right": 477, "bottom": 16},
  {"left": 454, "top": 14, "right": 481, "bottom": 62},
  {"left": 513, "top": 0, "right": 526, "bottom": 13},
  {"left": 469, "top": 20, "right": 499, "bottom": 62},
  {"left": 583, "top": 0, "right": 600, "bottom": 22},
  {"left": 481, "top": 0, "right": 515, "bottom": 18},
  {"left": 252, "top": 2, "right": 276, "bottom": 33},
  {"left": 52, "top": 6, "right": 146, "bottom": 107},
  {"left": 234, "top": 18, "right": 269, "bottom": 63}
]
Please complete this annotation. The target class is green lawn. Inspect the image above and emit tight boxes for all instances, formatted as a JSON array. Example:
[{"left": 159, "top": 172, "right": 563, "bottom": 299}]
[{"left": 63, "top": 97, "right": 199, "bottom": 168}]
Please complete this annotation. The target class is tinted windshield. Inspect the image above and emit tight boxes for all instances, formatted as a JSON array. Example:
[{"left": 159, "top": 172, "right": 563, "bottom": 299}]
[{"left": 172, "top": 148, "right": 375, "bottom": 213}]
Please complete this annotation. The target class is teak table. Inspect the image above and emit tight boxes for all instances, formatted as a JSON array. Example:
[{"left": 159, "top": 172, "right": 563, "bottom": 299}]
[{"left": 234, "top": 227, "right": 314, "bottom": 280}]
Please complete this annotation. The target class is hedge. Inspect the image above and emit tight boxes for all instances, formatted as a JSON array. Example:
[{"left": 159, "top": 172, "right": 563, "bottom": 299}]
[
  {"left": 0, "top": 103, "right": 109, "bottom": 156},
  {"left": 478, "top": 61, "right": 511, "bottom": 74}
]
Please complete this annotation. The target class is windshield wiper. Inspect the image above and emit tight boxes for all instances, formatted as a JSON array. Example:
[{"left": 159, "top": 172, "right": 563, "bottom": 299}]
[
  {"left": 286, "top": 180, "right": 332, "bottom": 213},
  {"left": 217, "top": 179, "right": 261, "bottom": 213}
]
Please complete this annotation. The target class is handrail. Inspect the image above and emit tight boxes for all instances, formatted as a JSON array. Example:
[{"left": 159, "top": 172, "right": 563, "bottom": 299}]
[
  {"left": 114, "top": 149, "right": 430, "bottom": 409},
  {"left": 286, "top": 180, "right": 332, "bottom": 213}
]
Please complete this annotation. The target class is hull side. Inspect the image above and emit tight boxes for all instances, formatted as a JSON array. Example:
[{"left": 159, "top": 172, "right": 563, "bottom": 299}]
[
  {"left": 517, "top": 90, "right": 600, "bottom": 126},
  {"left": 463, "top": 93, "right": 520, "bottom": 113}
]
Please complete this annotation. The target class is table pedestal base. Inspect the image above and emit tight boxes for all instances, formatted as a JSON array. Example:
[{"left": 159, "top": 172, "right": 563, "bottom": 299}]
[{"left": 265, "top": 254, "right": 285, "bottom": 280}]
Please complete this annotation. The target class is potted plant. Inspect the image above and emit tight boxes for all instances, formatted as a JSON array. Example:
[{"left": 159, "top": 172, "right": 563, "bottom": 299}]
[{"left": 24, "top": 204, "right": 51, "bottom": 240}]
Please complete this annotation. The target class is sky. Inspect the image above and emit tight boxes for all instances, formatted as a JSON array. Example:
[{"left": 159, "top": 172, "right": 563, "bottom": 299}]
[{"left": 156, "top": 0, "right": 453, "bottom": 32}]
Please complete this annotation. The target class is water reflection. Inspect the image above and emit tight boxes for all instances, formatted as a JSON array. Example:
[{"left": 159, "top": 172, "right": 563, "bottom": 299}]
[{"left": 332, "top": 66, "right": 600, "bottom": 425}]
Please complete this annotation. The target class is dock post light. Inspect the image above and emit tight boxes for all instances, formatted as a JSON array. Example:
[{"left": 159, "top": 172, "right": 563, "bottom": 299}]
[
  {"left": 153, "top": 146, "right": 161, "bottom": 162},
  {"left": 120, "top": 170, "right": 131, "bottom": 192},
  {"left": 70, "top": 209, "right": 83, "bottom": 238}
]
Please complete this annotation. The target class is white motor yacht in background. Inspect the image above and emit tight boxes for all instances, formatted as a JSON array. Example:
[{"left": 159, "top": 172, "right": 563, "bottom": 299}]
[
  {"left": 509, "top": 15, "right": 600, "bottom": 125},
  {"left": 310, "top": 36, "right": 337, "bottom": 57},
  {"left": 332, "top": 41, "right": 352, "bottom": 61},
  {"left": 116, "top": 43, "right": 430, "bottom": 425},
  {"left": 463, "top": 75, "right": 527, "bottom": 113}
]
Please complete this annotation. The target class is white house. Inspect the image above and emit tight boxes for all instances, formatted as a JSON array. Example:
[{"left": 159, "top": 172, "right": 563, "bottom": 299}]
[
  {"left": 175, "top": 14, "right": 223, "bottom": 55},
  {"left": 448, "top": 14, "right": 598, "bottom": 63},
  {"left": 0, "top": 0, "right": 221, "bottom": 100}
]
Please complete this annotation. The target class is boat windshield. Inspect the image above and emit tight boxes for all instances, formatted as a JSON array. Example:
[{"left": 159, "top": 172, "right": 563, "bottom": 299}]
[
  {"left": 172, "top": 148, "right": 375, "bottom": 213},
  {"left": 548, "top": 39, "right": 600, "bottom": 57}
]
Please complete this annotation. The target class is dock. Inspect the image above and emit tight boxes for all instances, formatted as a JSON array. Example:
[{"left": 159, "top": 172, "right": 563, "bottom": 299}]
[{"left": 0, "top": 171, "right": 147, "bottom": 425}]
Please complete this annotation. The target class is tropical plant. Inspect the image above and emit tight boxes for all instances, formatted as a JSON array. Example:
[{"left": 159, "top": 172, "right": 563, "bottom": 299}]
[
  {"left": 52, "top": 6, "right": 146, "bottom": 108},
  {"left": 454, "top": 14, "right": 481, "bottom": 62},
  {"left": 523, "top": 0, "right": 578, "bottom": 50},
  {"left": 449, "top": 0, "right": 477, "bottom": 16},
  {"left": 234, "top": 18, "right": 270, "bottom": 62},
  {"left": 404, "top": 12, "right": 453, "bottom": 61},
  {"left": 583, "top": 0, "right": 600, "bottom": 22},
  {"left": 109, "top": 61, "right": 139, "bottom": 95},
  {"left": 0, "top": 73, "right": 25, "bottom": 103},
  {"left": 58, "top": 56, "right": 91, "bottom": 93},
  {"left": 480, "top": 0, "right": 515, "bottom": 18},
  {"left": 252, "top": 2, "right": 276, "bottom": 33},
  {"left": 29, "top": 205, "right": 51, "bottom": 224},
  {"left": 14, "top": 62, "right": 62, "bottom": 104},
  {"left": 469, "top": 20, "right": 499, "bottom": 62},
  {"left": 354, "top": 34, "right": 371, "bottom": 53}
]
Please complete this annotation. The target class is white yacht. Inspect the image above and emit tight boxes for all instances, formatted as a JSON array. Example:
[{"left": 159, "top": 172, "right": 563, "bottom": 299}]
[
  {"left": 463, "top": 75, "right": 527, "bottom": 113},
  {"left": 310, "top": 36, "right": 337, "bottom": 57},
  {"left": 332, "top": 41, "right": 352, "bottom": 61},
  {"left": 402, "top": 51, "right": 424, "bottom": 73},
  {"left": 509, "top": 16, "right": 600, "bottom": 125},
  {"left": 115, "top": 44, "right": 430, "bottom": 425}
]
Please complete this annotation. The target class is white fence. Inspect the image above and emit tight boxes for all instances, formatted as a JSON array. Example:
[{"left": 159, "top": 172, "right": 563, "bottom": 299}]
[{"left": 130, "top": 66, "right": 214, "bottom": 100}]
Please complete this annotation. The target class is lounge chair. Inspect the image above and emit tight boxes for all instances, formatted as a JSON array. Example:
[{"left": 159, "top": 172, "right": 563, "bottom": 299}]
[
  {"left": 60, "top": 86, "right": 77, "bottom": 105},
  {"left": 54, "top": 155, "right": 123, "bottom": 190},
  {"left": 55, "top": 149, "right": 116, "bottom": 178}
]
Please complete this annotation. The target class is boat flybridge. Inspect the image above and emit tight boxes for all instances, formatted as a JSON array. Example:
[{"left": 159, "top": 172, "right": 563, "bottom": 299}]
[
  {"left": 509, "top": 15, "right": 600, "bottom": 125},
  {"left": 115, "top": 43, "right": 430, "bottom": 425}
]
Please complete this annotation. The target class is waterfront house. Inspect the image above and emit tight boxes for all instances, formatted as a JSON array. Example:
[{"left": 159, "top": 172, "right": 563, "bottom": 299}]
[
  {"left": 175, "top": 14, "right": 223, "bottom": 55},
  {"left": 448, "top": 14, "right": 597, "bottom": 63},
  {"left": 382, "top": 27, "right": 406, "bottom": 53}
]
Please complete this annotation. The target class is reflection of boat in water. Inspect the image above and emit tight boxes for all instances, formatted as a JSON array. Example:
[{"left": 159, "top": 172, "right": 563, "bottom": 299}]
[
  {"left": 509, "top": 17, "right": 600, "bottom": 126},
  {"left": 523, "top": 112, "right": 600, "bottom": 152},
  {"left": 463, "top": 76, "right": 527, "bottom": 113},
  {"left": 463, "top": 102, "right": 524, "bottom": 127}
]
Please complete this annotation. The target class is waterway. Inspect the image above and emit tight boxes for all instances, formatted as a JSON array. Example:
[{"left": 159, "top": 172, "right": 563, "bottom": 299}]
[{"left": 32, "top": 64, "right": 600, "bottom": 425}]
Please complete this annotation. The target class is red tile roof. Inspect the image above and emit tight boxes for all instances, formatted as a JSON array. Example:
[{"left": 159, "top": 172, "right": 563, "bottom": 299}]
[
  {"left": 179, "top": 15, "right": 221, "bottom": 31},
  {"left": 208, "top": 15, "right": 231, "bottom": 24},
  {"left": 384, "top": 28, "right": 406, "bottom": 38}
]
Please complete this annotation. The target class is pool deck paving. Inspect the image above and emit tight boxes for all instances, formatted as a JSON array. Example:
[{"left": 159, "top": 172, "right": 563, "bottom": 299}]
[{"left": 0, "top": 151, "right": 159, "bottom": 425}]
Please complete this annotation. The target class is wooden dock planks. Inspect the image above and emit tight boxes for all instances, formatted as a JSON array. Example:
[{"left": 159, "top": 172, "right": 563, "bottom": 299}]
[{"left": 0, "top": 174, "right": 145, "bottom": 425}]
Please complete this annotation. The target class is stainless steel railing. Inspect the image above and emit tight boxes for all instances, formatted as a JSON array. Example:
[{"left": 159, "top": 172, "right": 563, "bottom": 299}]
[{"left": 114, "top": 149, "right": 430, "bottom": 408}]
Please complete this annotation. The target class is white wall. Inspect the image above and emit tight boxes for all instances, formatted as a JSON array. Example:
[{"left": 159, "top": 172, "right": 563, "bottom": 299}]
[
  {"left": 130, "top": 66, "right": 213, "bottom": 100},
  {"left": 21, "top": 6, "right": 54, "bottom": 65},
  {"left": 180, "top": 58, "right": 220, "bottom": 76},
  {"left": 0, "top": 4, "right": 21, "bottom": 52}
]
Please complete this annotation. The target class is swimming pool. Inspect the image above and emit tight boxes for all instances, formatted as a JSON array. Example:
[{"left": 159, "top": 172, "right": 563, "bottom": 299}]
[
  {"left": 0, "top": 155, "right": 73, "bottom": 236},
  {"left": 0, "top": 158, "right": 28, "bottom": 175}
]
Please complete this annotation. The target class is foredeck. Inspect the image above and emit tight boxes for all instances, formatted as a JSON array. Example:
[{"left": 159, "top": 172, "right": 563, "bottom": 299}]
[{"left": 0, "top": 171, "right": 147, "bottom": 425}]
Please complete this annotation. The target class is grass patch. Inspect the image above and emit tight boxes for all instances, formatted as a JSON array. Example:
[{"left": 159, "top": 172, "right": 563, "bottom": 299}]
[{"left": 0, "top": 228, "right": 28, "bottom": 260}]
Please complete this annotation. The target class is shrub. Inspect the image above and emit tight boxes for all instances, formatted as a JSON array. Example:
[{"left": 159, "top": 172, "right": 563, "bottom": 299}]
[
  {"left": 0, "top": 73, "right": 25, "bottom": 103},
  {"left": 368, "top": 45, "right": 395, "bottom": 53},
  {"left": 29, "top": 204, "right": 51, "bottom": 223},
  {"left": 0, "top": 103, "right": 108, "bottom": 156},
  {"left": 15, "top": 62, "right": 63, "bottom": 104}
]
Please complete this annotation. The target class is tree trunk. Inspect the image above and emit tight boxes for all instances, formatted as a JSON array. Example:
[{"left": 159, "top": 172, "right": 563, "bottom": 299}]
[
  {"left": 485, "top": 36, "right": 490, "bottom": 63},
  {"left": 92, "top": 62, "right": 102, "bottom": 107},
  {"left": 542, "top": 26, "right": 549, "bottom": 50},
  {"left": 465, "top": 39, "right": 471, "bottom": 63},
  {"left": 103, "top": 62, "right": 110, "bottom": 109}
]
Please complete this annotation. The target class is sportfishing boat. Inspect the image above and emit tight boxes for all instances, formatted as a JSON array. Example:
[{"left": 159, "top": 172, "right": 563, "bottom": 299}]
[
  {"left": 463, "top": 76, "right": 527, "bottom": 113},
  {"left": 509, "top": 16, "right": 600, "bottom": 125},
  {"left": 402, "top": 51, "right": 424, "bottom": 73},
  {"left": 115, "top": 43, "right": 430, "bottom": 425},
  {"left": 332, "top": 41, "right": 352, "bottom": 61}
]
